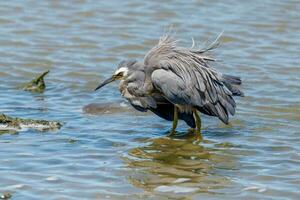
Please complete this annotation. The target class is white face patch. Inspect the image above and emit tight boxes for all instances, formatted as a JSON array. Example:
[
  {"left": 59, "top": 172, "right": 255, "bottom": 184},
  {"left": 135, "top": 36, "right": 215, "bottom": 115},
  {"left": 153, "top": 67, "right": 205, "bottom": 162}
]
[{"left": 114, "top": 67, "right": 128, "bottom": 77}]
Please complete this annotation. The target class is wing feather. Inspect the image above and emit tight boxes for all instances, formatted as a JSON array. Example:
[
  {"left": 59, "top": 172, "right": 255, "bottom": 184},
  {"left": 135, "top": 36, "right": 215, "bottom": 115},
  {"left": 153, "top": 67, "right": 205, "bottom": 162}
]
[{"left": 145, "top": 35, "right": 239, "bottom": 124}]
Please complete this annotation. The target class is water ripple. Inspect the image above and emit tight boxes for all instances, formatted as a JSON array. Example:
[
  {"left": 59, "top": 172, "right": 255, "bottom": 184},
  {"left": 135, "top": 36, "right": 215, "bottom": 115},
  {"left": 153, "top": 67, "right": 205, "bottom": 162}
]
[{"left": 0, "top": 0, "right": 300, "bottom": 199}]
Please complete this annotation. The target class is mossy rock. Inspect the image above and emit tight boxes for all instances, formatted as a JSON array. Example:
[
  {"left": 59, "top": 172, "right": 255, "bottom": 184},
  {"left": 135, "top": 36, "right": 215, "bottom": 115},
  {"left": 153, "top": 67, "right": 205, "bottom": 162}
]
[
  {"left": 0, "top": 113, "right": 62, "bottom": 132},
  {"left": 0, "top": 192, "right": 12, "bottom": 199},
  {"left": 23, "top": 70, "right": 49, "bottom": 93}
]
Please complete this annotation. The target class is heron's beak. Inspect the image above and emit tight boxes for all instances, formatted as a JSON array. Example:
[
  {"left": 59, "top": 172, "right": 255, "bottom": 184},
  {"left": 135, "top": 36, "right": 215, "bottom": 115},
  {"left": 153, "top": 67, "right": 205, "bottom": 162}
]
[{"left": 94, "top": 76, "right": 116, "bottom": 91}]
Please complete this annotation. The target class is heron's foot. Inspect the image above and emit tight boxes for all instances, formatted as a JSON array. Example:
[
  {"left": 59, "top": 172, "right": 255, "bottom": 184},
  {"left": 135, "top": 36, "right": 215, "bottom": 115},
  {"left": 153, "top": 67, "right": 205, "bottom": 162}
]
[
  {"left": 184, "top": 128, "right": 196, "bottom": 137},
  {"left": 167, "top": 130, "right": 176, "bottom": 137},
  {"left": 193, "top": 109, "right": 203, "bottom": 141},
  {"left": 188, "top": 128, "right": 195, "bottom": 133},
  {"left": 168, "top": 106, "right": 178, "bottom": 137},
  {"left": 194, "top": 130, "right": 203, "bottom": 141}
]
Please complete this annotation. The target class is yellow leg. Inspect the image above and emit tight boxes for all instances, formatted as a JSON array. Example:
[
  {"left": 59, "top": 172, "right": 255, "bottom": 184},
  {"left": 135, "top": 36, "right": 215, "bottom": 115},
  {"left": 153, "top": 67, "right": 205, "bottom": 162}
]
[
  {"left": 168, "top": 106, "right": 178, "bottom": 137},
  {"left": 193, "top": 109, "right": 203, "bottom": 140}
]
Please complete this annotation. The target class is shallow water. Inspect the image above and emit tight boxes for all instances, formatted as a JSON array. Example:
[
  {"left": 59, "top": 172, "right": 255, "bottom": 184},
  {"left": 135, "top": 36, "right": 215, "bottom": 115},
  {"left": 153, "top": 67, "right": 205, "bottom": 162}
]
[{"left": 0, "top": 0, "right": 300, "bottom": 199}]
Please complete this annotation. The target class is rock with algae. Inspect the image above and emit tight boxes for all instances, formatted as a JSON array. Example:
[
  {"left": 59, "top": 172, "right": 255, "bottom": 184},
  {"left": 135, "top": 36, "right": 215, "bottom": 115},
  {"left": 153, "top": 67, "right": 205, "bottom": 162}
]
[
  {"left": 23, "top": 70, "right": 49, "bottom": 92},
  {"left": 0, "top": 192, "right": 12, "bottom": 199},
  {"left": 0, "top": 113, "right": 62, "bottom": 132}
]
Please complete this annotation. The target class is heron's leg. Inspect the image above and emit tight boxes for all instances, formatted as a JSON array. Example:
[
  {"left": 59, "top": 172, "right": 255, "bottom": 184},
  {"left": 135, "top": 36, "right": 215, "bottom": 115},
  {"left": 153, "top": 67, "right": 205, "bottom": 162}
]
[
  {"left": 193, "top": 109, "right": 203, "bottom": 140},
  {"left": 168, "top": 106, "right": 178, "bottom": 136}
]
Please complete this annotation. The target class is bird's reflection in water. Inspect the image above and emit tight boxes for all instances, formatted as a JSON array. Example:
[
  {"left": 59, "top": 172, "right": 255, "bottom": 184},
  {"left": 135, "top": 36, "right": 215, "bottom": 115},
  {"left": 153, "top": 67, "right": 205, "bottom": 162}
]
[{"left": 122, "top": 135, "right": 238, "bottom": 197}]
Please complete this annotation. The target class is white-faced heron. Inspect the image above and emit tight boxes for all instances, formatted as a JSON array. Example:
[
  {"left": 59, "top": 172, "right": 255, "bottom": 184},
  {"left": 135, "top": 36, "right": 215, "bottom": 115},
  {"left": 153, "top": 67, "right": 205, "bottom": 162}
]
[
  {"left": 95, "top": 60, "right": 197, "bottom": 129},
  {"left": 95, "top": 34, "right": 243, "bottom": 140}
]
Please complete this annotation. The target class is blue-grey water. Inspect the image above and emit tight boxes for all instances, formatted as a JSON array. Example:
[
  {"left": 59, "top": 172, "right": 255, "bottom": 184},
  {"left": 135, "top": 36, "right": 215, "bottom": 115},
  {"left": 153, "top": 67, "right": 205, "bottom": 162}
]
[{"left": 0, "top": 1, "right": 300, "bottom": 199}]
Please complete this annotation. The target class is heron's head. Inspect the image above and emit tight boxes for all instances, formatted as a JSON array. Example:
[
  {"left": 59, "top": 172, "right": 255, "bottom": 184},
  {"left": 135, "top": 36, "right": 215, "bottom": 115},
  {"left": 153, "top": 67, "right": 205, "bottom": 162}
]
[{"left": 94, "top": 60, "right": 137, "bottom": 91}]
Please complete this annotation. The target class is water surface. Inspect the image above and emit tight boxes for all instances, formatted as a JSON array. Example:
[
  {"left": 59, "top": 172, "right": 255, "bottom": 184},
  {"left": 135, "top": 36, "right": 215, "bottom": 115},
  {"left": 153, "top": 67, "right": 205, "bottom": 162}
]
[{"left": 0, "top": 0, "right": 300, "bottom": 199}]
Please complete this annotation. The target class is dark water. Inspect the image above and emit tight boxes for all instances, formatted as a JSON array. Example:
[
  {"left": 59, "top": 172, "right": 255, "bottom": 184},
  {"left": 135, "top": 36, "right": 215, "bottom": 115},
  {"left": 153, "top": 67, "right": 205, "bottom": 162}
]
[{"left": 0, "top": 0, "right": 300, "bottom": 199}]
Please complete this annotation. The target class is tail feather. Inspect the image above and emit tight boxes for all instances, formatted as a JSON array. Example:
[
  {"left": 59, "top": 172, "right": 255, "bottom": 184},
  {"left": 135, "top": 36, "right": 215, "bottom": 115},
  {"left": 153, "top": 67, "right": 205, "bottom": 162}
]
[
  {"left": 222, "top": 74, "right": 242, "bottom": 85},
  {"left": 222, "top": 74, "right": 244, "bottom": 97}
]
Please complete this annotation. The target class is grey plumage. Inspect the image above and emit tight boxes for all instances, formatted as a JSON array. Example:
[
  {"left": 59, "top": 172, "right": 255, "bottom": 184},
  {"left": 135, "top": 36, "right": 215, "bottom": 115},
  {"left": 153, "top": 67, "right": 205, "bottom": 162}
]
[
  {"left": 95, "top": 33, "right": 243, "bottom": 138},
  {"left": 130, "top": 34, "right": 243, "bottom": 124},
  {"left": 117, "top": 60, "right": 196, "bottom": 128}
]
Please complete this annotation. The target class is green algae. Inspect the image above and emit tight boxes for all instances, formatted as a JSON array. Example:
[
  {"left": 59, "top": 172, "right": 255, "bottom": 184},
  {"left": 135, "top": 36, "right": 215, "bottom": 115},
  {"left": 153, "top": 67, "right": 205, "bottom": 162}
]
[
  {"left": 0, "top": 129, "right": 18, "bottom": 135},
  {"left": 68, "top": 138, "right": 77, "bottom": 144},
  {"left": 23, "top": 70, "right": 49, "bottom": 92},
  {"left": 0, "top": 113, "right": 62, "bottom": 132}
]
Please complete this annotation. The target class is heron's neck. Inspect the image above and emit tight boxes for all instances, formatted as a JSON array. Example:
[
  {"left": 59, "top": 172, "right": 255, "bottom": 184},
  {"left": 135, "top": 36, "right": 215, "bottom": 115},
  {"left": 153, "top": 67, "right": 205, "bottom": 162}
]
[{"left": 143, "top": 73, "right": 153, "bottom": 94}]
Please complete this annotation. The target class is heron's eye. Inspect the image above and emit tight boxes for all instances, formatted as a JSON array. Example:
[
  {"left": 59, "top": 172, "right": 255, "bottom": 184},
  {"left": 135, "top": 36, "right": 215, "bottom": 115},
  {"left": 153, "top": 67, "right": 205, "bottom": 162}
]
[{"left": 114, "top": 72, "right": 123, "bottom": 78}]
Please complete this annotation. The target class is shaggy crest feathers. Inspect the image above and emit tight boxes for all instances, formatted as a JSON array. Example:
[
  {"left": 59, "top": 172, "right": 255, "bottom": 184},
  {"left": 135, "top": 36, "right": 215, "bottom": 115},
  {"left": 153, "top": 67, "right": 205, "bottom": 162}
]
[{"left": 142, "top": 33, "right": 242, "bottom": 124}]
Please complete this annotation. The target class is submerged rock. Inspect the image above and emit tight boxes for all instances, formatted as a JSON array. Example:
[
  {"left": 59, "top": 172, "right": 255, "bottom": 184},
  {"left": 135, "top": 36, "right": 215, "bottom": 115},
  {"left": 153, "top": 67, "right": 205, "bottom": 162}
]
[
  {"left": 0, "top": 113, "right": 62, "bottom": 132},
  {"left": 0, "top": 192, "right": 12, "bottom": 199},
  {"left": 83, "top": 103, "right": 130, "bottom": 115},
  {"left": 23, "top": 70, "right": 49, "bottom": 92}
]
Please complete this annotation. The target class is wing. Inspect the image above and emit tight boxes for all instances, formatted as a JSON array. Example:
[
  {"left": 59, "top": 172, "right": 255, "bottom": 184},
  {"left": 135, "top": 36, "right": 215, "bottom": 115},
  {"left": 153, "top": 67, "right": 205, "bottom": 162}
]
[
  {"left": 125, "top": 81, "right": 196, "bottom": 127},
  {"left": 122, "top": 68, "right": 196, "bottom": 127},
  {"left": 144, "top": 35, "right": 216, "bottom": 68},
  {"left": 147, "top": 35, "right": 237, "bottom": 124}
]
